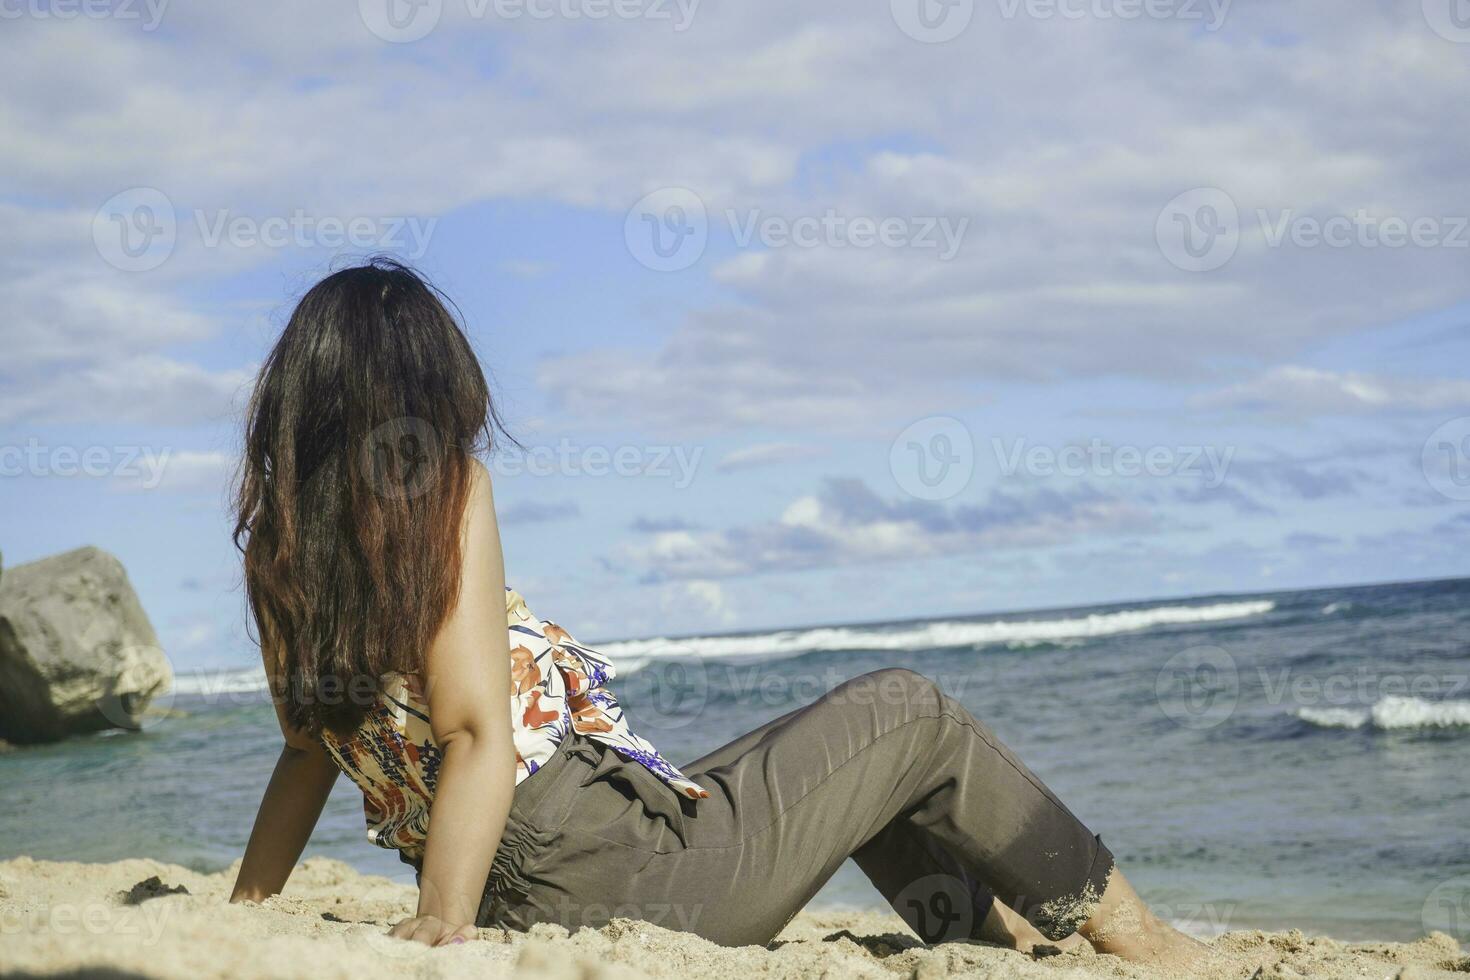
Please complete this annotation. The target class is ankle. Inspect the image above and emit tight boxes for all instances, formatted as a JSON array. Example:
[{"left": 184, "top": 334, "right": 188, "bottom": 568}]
[{"left": 1079, "top": 899, "right": 1161, "bottom": 951}]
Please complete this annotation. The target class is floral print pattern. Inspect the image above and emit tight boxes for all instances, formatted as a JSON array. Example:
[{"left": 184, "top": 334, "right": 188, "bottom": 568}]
[{"left": 318, "top": 587, "right": 706, "bottom": 861}]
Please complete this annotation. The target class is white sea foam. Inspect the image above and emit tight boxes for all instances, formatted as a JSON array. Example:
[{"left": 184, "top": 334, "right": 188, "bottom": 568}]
[
  {"left": 601, "top": 600, "right": 1276, "bottom": 665},
  {"left": 1321, "top": 601, "right": 1351, "bottom": 615},
  {"left": 1295, "top": 706, "right": 1369, "bottom": 729},
  {"left": 1296, "top": 696, "right": 1470, "bottom": 730}
]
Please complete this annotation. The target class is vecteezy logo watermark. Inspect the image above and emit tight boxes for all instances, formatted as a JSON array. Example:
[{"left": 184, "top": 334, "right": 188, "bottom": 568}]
[
  {"left": 1421, "top": 416, "right": 1470, "bottom": 502},
  {"left": 634, "top": 664, "right": 975, "bottom": 722},
  {"left": 993, "top": 437, "right": 1234, "bottom": 487},
  {"left": 1158, "top": 187, "right": 1470, "bottom": 272},
  {"left": 639, "top": 660, "right": 710, "bottom": 730},
  {"left": 544, "top": 894, "right": 705, "bottom": 934},
  {"left": 0, "top": 0, "right": 170, "bottom": 30},
  {"left": 890, "top": 0, "right": 975, "bottom": 43},
  {"left": 891, "top": 0, "right": 1230, "bottom": 41},
  {"left": 1423, "top": 876, "right": 1470, "bottom": 944},
  {"left": 624, "top": 188, "right": 970, "bottom": 271},
  {"left": 1258, "top": 667, "right": 1469, "bottom": 711},
  {"left": 625, "top": 187, "right": 709, "bottom": 272},
  {"left": 93, "top": 187, "right": 177, "bottom": 272},
  {"left": 1255, "top": 210, "right": 1470, "bottom": 250},
  {"left": 890, "top": 416, "right": 975, "bottom": 501},
  {"left": 1423, "top": 0, "right": 1470, "bottom": 43},
  {"left": 361, "top": 418, "right": 445, "bottom": 501},
  {"left": 94, "top": 645, "right": 177, "bottom": 733},
  {"left": 1156, "top": 187, "right": 1240, "bottom": 273},
  {"left": 489, "top": 440, "right": 704, "bottom": 488},
  {"left": 996, "top": 0, "right": 1231, "bottom": 30},
  {"left": 93, "top": 189, "right": 439, "bottom": 271},
  {"left": 0, "top": 900, "right": 172, "bottom": 944},
  {"left": 892, "top": 874, "right": 976, "bottom": 943},
  {"left": 358, "top": 0, "right": 443, "bottom": 42},
  {"left": 0, "top": 440, "right": 173, "bottom": 489},
  {"left": 194, "top": 210, "right": 437, "bottom": 259},
  {"left": 1156, "top": 645, "right": 1238, "bottom": 730},
  {"left": 727, "top": 209, "right": 968, "bottom": 261},
  {"left": 359, "top": 0, "right": 699, "bottom": 42}
]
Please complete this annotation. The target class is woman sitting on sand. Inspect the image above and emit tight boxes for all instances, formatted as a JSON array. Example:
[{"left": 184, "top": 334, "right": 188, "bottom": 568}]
[{"left": 227, "top": 259, "right": 1206, "bottom": 967}]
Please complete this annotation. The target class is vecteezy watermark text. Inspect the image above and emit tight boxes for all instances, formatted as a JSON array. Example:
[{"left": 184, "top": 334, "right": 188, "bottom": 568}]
[
  {"left": 194, "top": 210, "right": 436, "bottom": 257},
  {"left": 1259, "top": 667, "right": 1469, "bottom": 708},
  {"left": 93, "top": 188, "right": 438, "bottom": 272},
  {"left": 358, "top": 0, "right": 700, "bottom": 43},
  {"left": 890, "top": 0, "right": 1230, "bottom": 43},
  {"left": 489, "top": 440, "right": 703, "bottom": 489},
  {"left": 0, "top": 901, "right": 171, "bottom": 945},
  {"left": 0, "top": 440, "right": 172, "bottom": 489},
  {"left": 996, "top": 0, "right": 1230, "bottom": 29},
  {"left": 1157, "top": 645, "right": 1470, "bottom": 731},
  {"left": 643, "top": 662, "right": 977, "bottom": 724},
  {"left": 624, "top": 187, "right": 970, "bottom": 272},
  {"left": 1157, "top": 187, "right": 1470, "bottom": 272},
  {"left": 993, "top": 437, "right": 1234, "bottom": 487},
  {"left": 726, "top": 209, "right": 968, "bottom": 261},
  {"left": 0, "top": 0, "right": 169, "bottom": 30}
]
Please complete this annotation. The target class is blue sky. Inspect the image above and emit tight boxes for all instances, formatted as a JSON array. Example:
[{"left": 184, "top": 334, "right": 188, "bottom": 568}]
[{"left": 1, "top": 0, "right": 1468, "bottom": 671}]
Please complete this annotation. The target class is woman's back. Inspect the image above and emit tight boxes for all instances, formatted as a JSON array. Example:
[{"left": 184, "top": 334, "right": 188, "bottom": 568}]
[{"left": 318, "top": 586, "right": 705, "bottom": 863}]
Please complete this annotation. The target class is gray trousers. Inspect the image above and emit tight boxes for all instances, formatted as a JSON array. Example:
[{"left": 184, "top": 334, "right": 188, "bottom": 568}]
[{"left": 475, "top": 669, "right": 1113, "bottom": 947}]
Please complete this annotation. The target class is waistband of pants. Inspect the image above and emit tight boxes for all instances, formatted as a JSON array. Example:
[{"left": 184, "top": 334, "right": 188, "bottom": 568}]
[
  {"left": 508, "top": 733, "right": 601, "bottom": 831},
  {"left": 511, "top": 733, "right": 693, "bottom": 845}
]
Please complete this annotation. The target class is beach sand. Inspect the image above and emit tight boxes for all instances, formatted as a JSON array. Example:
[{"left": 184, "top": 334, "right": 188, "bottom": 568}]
[{"left": 1, "top": 857, "right": 1465, "bottom": 979}]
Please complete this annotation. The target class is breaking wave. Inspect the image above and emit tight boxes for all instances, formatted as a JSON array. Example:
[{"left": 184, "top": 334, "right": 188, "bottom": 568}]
[
  {"left": 1296, "top": 696, "right": 1470, "bottom": 731},
  {"left": 602, "top": 600, "right": 1276, "bottom": 666}
]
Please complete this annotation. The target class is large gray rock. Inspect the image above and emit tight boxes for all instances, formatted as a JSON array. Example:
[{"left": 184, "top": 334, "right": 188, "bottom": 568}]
[{"left": 0, "top": 546, "right": 173, "bottom": 744}]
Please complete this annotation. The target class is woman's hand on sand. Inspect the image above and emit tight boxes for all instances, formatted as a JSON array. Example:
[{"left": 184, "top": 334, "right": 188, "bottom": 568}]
[{"left": 388, "top": 914, "right": 477, "bottom": 947}]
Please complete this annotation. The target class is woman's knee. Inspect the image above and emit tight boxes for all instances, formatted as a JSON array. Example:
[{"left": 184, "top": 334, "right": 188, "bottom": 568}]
[{"left": 841, "top": 668, "right": 944, "bottom": 714}]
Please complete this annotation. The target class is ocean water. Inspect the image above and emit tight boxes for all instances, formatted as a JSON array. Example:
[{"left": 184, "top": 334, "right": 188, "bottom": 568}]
[{"left": 3, "top": 577, "right": 1468, "bottom": 942}]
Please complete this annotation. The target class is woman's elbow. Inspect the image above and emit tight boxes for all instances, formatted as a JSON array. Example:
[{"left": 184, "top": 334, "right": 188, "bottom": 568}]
[{"left": 439, "top": 723, "right": 516, "bottom": 772}]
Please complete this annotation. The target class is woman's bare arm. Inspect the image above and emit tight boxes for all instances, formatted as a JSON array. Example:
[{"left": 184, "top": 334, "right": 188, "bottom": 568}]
[
  {"left": 229, "top": 702, "right": 339, "bottom": 903},
  {"left": 389, "top": 461, "right": 518, "bottom": 946}
]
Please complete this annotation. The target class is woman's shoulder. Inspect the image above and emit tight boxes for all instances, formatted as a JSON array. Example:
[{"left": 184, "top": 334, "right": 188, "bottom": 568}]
[{"left": 467, "top": 456, "right": 494, "bottom": 504}]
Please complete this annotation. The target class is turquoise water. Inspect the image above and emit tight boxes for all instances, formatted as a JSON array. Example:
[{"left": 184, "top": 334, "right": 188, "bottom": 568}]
[{"left": 3, "top": 577, "right": 1468, "bottom": 941}]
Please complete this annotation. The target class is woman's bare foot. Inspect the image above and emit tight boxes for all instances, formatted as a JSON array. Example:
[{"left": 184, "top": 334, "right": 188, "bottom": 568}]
[
  {"left": 977, "top": 899, "right": 1092, "bottom": 957},
  {"left": 1076, "top": 871, "right": 1212, "bottom": 969}
]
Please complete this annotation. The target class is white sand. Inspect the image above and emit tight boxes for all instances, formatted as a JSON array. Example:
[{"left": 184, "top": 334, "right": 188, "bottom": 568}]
[{"left": 2, "top": 856, "right": 1466, "bottom": 979}]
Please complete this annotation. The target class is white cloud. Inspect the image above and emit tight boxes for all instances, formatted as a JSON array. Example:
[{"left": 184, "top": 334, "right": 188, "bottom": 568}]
[
  {"left": 0, "top": 202, "right": 248, "bottom": 429},
  {"left": 0, "top": 355, "right": 251, "bottom": 426},
  {"left": 660, "top": 579, "right": 735, "bottom": 625},
  {"left": 3, "top": 2, "right": 1469, "bottom": 437},
  {"left": 625, "top": 478, "right": 1156, "bottom": 580},
  {"left": 715, "top": 442, "right": 828, "bottom": 472},
  {"left": 519, "top": 5, "right": 1470, "bottom": 431},
  {"left": 110, "top": 450, "right": 234, "bottom": 495},
  {"left": 1197, "top": 366, "right": 1470, "bottom": 417}
]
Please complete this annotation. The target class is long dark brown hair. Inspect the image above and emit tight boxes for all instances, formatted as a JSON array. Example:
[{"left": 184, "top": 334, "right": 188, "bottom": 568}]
[{"left": 234, "top": 258, "right": 507, "bottom": 735}]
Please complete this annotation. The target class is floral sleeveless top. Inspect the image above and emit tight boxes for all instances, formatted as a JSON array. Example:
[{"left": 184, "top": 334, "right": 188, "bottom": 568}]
[{"left": 319, "top": 587, "right": 707, "bottom": 861}]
